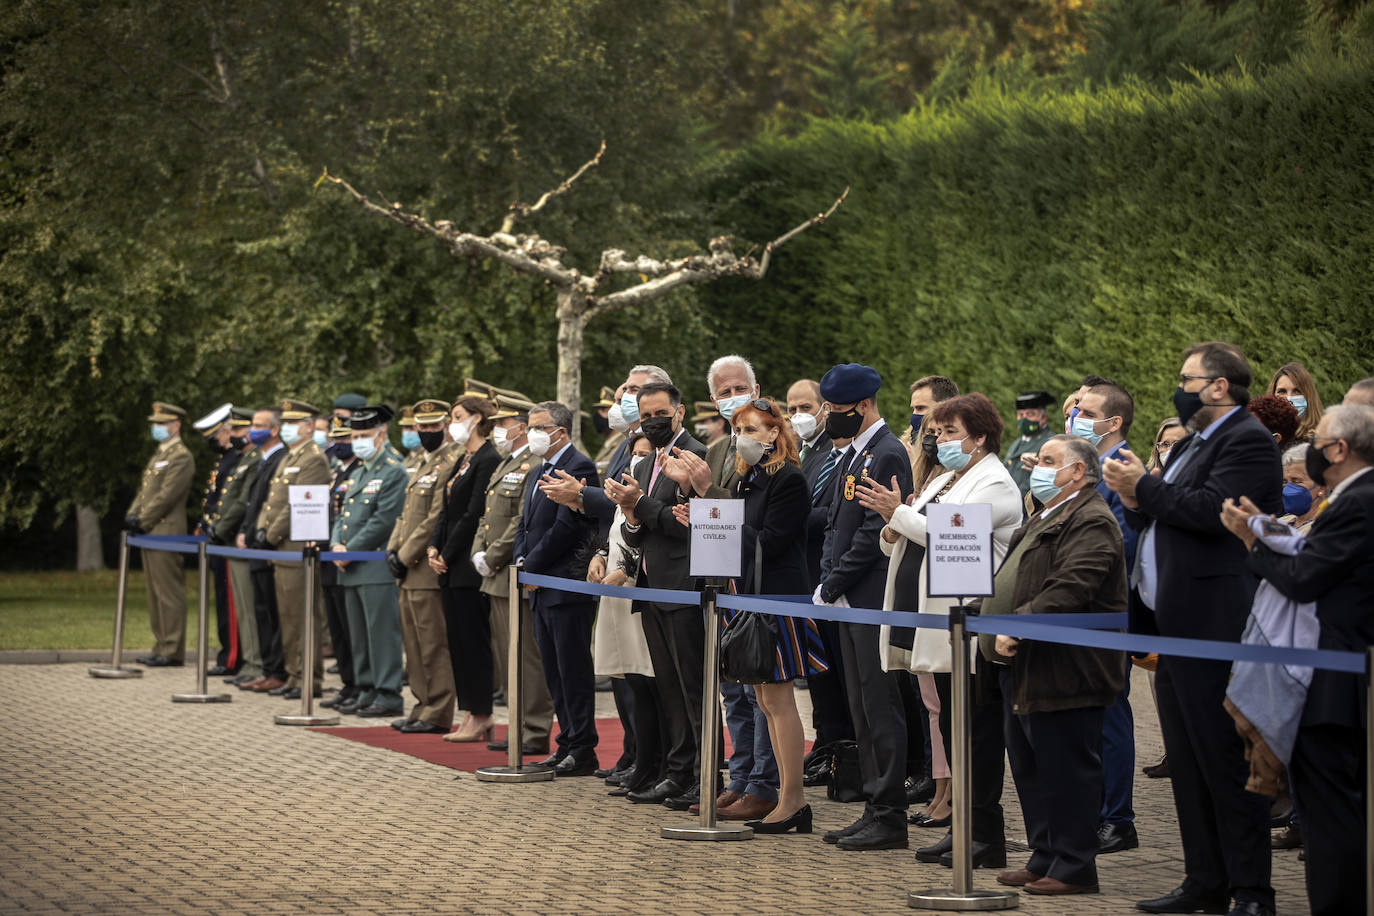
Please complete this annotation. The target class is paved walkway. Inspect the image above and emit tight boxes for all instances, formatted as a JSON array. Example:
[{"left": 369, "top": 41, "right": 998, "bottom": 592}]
[{"left": 0, "top": 665, "right": 1309, "bottom": 915}]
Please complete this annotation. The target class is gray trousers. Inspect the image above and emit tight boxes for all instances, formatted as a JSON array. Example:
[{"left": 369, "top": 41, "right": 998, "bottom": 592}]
[{"left": 343, "top": 583, "right": 403, "bottom": 707}]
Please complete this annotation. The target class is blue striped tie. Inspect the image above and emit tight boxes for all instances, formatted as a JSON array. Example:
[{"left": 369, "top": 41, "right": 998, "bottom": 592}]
[{"left": 812, "top": 449, "right": 841, "bottom": 505}]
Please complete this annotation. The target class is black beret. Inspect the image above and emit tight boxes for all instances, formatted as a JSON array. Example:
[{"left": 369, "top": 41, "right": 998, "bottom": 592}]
[{"left": 348, "top": 405, "right": 395, "bottom": 430}]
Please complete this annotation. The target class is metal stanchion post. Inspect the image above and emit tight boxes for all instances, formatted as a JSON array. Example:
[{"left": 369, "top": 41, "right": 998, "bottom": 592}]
[
  {"left": 173, "top": 541, "right": 232, "bottom": 703},
  {"left": 90, "top": 532, "right": 143, "bottom": 679},
  {"left": 477, "top": 565, "right": 554, "bottom": 783},
  {"left": 662, "top": 584, "right": 752, "bottom": 841},
  {"left": 278, "top": 546, "right": 338, "bottom": 725},
  {"left": 909, "top": 601, "right": 1017, "bottom": 910}
]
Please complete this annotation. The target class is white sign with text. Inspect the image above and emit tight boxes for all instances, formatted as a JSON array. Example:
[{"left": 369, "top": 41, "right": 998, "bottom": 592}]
[
  {"left": 288, "top": 485, "right": 330, "bottom": 542},
  {"left": 925, "top": 502, "right": 994, "bottom": 598},
  {"left": 689, "top": 498, "right": 744, "bottom": 578}
]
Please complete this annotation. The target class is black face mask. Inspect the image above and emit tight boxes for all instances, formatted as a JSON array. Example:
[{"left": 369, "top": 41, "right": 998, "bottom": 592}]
[
  {"left": 921, "top": 432, "right": 939, "bottom": 462},
  {"left": 207, "top": 437, "right": 231, "bottom": 455},
  {"left": 229, "top": 435, "right": 248, "bottom": 451},
  {"left": 418, "top": 430, "right": 445, "bottom": 453},
  {"left": 1172, "top": 386, "right": 1206, "bottom": 427},
  {"left": 826, "top": 405, "right": 864, "bottom": 440},
  {"left": 329, "top": 442, "right": 353, "bottom": 461},
  {"left": 593, "top": 412, "right": 611, "bottom": 436},
  {"left": 1305, "top": 441, "right": 1335, "bottom": 486},
  {"left": 640, "top": 416, "right": 676, "bottom": 449}
]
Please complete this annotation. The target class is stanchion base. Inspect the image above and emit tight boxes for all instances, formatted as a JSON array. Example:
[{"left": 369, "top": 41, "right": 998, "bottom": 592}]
[
  {"left": 89, "top": 666, "right": 143, "bottom": 679},
  {"left": 171, "top": 693, "right": 232, "bottom": 703},
  {"left": 274, "top": 713, "right": 339, "bottom": 726},
  {"left": 474, "top": 765, "right": 557, "bottom": 783},
  {"left": 660, "top": 824, "right": 754, "bottom": 841},
  {"left": 907, "top": 889, "right": 1020, "bottom": 911}
]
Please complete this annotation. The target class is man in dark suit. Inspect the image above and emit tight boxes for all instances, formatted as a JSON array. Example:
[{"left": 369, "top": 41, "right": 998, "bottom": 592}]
[
  {"left": 1104, "top": 341, "right": 1282, "bottom": 916},
  {"left": 1223, "top": 403, "right": 1374, "bottom": 916},
  {"left": 614, "top": 381, "right": 709, "bottom": 807},
  {"left": 814, "top": 363, "right": 914, "bottom": 851},
  {"left": 514, "top": 401, "right": 602, "bottom": 777},
  {"left": 236, "top": 407, "right": 289, "bottom": 692}
]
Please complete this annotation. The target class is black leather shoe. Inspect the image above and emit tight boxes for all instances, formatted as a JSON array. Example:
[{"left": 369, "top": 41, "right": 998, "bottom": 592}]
[
  {"left": 266, "top": 684, "right": 291, "bottom": 696},
  {"left": 337, "top": 698, "right": 362, "bottom": 715},
  {"left": 915, "top": 833, "right": 953, "bottom": 863},
  {"left": 803, "top": 763, "right": 831, "bottom": 787},
  {"left": 390, "top": 717, "right": 414, "bottom": 731},
  {"left": 1099, "top": 821, "right": 1139, "bottom": 853},
  {"left": 1271, "top": 824, "right": 1302, "bottom": 849},
  {"left": 279, "top": 686, "right": 320, "bottom": 700},
  {"left": 1136, "top": 886, "right": 1230, "bottom": 914},
  {"left": 143, "top": 655, "right": 184, "bottom": 667},
  {"left": 937, "top": 838, "right": 1007, "bottom": 869},
  {"left": 836, "top": 821, "right": 908, "bottom": 851},
  {"left": 356, "top": 703, "right": 404, "bottom": 718},
  {"left": 1227, "top": 903, "right": 1273, "bottom": 916},
  {"left": 596, "top": 767, "right": 617, "bottom": 780},
  {"left": 554, "top": 756, "right": 600, "bottom": 777},
  {"left": 823, "top": 813, "right": 875, "bottom": 845},
  {"left": 322, "top": 689, "right": 357, "bottom": 709},
  {"left": 206, "top": 664, "right": 234, "bottom": 677},
  {"left": 531, "top": 753, "right": 567, "bottom": 770},
  {"left": 663, "top": 785, "right": 700, "bottom": 810},
  {"left": 628, "top": 778, "right": 685, "bottom": 805},
  {"left": 906, "top": 776, "right": 936, "bottom": 804},
  {"left": 400, "top": 720, "right": 448, "bottom": 735}
]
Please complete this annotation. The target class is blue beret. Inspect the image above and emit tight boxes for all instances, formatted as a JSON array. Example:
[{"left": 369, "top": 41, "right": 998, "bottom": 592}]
[{"left": 819, "top": 363, "right": 882, "bottom": 404}]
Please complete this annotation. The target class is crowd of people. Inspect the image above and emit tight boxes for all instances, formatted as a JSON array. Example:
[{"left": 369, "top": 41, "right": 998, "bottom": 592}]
[{"left": 120, "top": 346, "right": 1374, "bottom": 916}]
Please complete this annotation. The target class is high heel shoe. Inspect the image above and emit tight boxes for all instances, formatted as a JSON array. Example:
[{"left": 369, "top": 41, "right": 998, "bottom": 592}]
[
  {"left": 442, "top": 720, "right": 495, "bottom": 743},
  {"left": 746, "top": 804, "right": 813, "bottom": 835}
]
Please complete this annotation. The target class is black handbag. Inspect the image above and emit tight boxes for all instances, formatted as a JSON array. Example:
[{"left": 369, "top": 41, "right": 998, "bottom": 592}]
[
  {"left": 719, "top": 538, "right": 778, "bottom": 685},
  {"left": 826, "top": 739, "right": 865, "bottom": 803}
]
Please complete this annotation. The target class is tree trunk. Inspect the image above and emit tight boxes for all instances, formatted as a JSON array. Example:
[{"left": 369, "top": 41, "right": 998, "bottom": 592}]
[
  {"left": 75, "top": 504, "right": 105, "bottom": 572},
  {"left": 554, "top": 288, "right": 585, "bottom": 445}
]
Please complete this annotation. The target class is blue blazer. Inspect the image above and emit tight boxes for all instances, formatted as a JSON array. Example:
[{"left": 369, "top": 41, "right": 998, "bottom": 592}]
[{"left": 515, "top": 444, "right": 601, "bottom": 609}]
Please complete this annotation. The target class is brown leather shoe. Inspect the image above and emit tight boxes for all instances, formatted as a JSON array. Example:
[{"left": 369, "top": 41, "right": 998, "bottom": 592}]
[
  {"left": 688, "top": 789, "right": 740, "bottom": 816},
  {"left": 251, "top": 677, "right": 286, "bottom": 692},
  {"left": 237, "top": 676, "right": 267, "bottom": 690},
  {"left": 996, "top": 869, "right": 1043, "bottom": 887},
  {"left": 717, "top": 793, "right": 777, "bottom": 821},
  {"left": 1023, "top": 876, "right": 1099, "bottom": 895}
]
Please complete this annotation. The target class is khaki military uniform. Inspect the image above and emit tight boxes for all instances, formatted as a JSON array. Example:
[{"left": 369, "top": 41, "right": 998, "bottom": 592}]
[
  {"left": 593, "top": 430, "right": 625, "bottom": 478},
  {"left": 1003, "top": 428, "right": 1054, "bottom": 498},
  {"left": 127, "top": 437, "right": 195, "bottom": 660},
  {"left": 402, "top": 448, "right": 424, "bottom": 479},
  {"left": 213, "top": 445, "right": 263, "bottom": 677},
  {"left": 387, "top": 443, "right": 460, "bottom": 727},
  {"left": 471, "top": 444, "right": 554, "bottom": 745},
  {"left": 256, "top": 439, "right": 332, "bottom": 688}
]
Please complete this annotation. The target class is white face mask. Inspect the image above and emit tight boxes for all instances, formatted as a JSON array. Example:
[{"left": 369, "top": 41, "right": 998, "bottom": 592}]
[
  {"left": 527, "top": 429, "right": 552, "bottom": 457},
  {"left": 629, "top": 454, "right": 648, "bottom": 474},
  {"left": 735, "top": 433, "right": 769, "bottom": 466},
  {"left": 448, "top": 417, "right": 473, "bottom": 447},
  {"left": 607, "top": 402, "right": 631, "bottom": 433},
  {"left": 491, "top": 426, "right": 510, "bottom": 456},
  {"left": 789, "top": 411, "right": 818, "bottom": 440}
]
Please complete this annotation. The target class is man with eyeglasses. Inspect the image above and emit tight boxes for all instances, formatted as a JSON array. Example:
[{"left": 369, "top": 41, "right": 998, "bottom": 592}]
[{"left": 1103, "top": 341, "right": 1282, "bottom": 916}]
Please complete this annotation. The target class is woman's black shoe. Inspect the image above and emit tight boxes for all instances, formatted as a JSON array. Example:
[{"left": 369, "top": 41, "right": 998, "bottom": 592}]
[
  {"left": 909, "top": 812, "right": 951, "bottom": 829},
  {"left": 746, "top": 805, "right": 813, "bottom": 835}
]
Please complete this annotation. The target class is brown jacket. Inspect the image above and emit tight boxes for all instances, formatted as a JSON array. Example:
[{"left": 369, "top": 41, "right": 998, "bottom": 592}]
[
  {"left": 387, "top": 444, "right": 459, "bottom": 590},
  {"left": 127, "top": 438, "right": 195, "bottom": 534},
  {"left": 257, "top": 440, "right": 332, "bottom": 548}
]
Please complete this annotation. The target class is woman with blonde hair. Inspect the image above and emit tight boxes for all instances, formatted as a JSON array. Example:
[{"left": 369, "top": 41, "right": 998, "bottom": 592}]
[{"left": 1267, "top": 361, "right": 1324, "bottom": 442}]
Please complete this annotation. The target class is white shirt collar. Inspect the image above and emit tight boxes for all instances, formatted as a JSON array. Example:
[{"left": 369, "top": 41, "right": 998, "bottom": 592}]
[
  {"left": 1038, "top": 487, "right": 1082, "bottom": 522},
  {"left": 843, "top": 417, "right": 887, "bottom": 456}
]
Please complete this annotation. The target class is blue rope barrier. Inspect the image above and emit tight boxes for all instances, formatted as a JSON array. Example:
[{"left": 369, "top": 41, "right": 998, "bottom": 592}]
[
  {"left": 126, "top": 535, "right": 203, "bottom": 555},
  {"left": 131, "top": 534, "right": 207, "bottom": 544},
  {"left": 516, "top": 571, "right": 702, "bottom": 605},
  {"left": 716, "top": 592, "right": 947, "bottom": 630}
]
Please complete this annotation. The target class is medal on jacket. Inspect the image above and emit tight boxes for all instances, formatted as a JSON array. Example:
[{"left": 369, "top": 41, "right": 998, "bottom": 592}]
[{"left": 844, "top": 474, "right": 856, "bottom": 501}]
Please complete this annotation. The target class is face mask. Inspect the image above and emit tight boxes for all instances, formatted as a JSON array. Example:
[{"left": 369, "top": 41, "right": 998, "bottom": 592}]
[
  {"left": 607, "top": 402, "right": 631, "bottom": 433},
  {"left": 151, "top": 424, "right": 170, "bottom": 443},
  {"left": 1017, "top": 417, "right": 1042, "bottom": 437},
  {"left": 281, "top": 423, "right": 302, "bottom": 446},
  {"left": 716, "top": 393, "right": 751, "bottom": 422},
  {"left": 352, "top": 437, "right": 377, "bottom": 461},
  {"left": 735, "top": 434, "right": 769, "bottom": 466},
  {"left": 449, "top": 418, "right": 472, "bottom": 447},
  {"left": 910, "top": 413, "right": 925, "bottom": 438},
  {"left": 937, "top": 438, "right": 971, "bottom": 471},
  {"left": 207, "top": 437, "right": 230, "bottom": 455},
  {"left": 1172, "top": 385, "right": 1206, "bottom": 427},
  {"left": 1305, "top": 441, "right": 1335, "bottom": 486},
  {"left": 1029, "top": 464, "right": 1068, "bottom": 504},
  {"left": 230, "top": 435, "right": 248, "bottom": 451},
  {"left": 921, "top": 432, "right": 939, "bottom": 462},
  {"left": 331, "top": 441, "right": 353, "bottom": 461},
  {"left": 825, "top": 405, "right": 863, "bottom": 440},
  {"left": 790, "top": 411, "right": 818, "bottom": 441},
  {"left": 248, "top": 428, "right": 272, "bottom": 447},
  {"left": 640, "top": 416, "right": 676, "bottom": 449},
  {"left": 1156, "top": 446, "right": 1172, "bottom": 466},
  {"left": 618, "top": 393, "right": 640, "bottom": 426},
  {"left": 401, "top": 429, "right": 421, "bottom": 451},
  {"left": 593, "top": 412, "right": 611, "bottom": 436},
  {"left": 1287, "top": 395, "right": 1308, "bottom": 418},
  {"left": 527, "top": 429, "right": 553, "bottom": 457},
  {"left": 630, "top": 454, "right": 648, "bottom": 475},
  {"left": 491, "top": 425, "right": 512, "bottom": 456},
  {"left": 693, "top": 424, "right": 710, "bottom": 439},
  {"left": 418, "top": 430, "right": 444, "bottom": 453},
  {"left": 1282, "top": 481, "right": 1313, "bottom": 516},
  {"left": 1070, "top": 415, "right": 1106, "bottom": 447},
  {"left": 313, "top": 430, "right": 328, "bottom": 448}
]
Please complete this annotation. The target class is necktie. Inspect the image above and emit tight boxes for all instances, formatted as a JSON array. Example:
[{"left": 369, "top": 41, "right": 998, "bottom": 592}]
[
  {"left": 1312, "top": 496, "right": 1330, "bottom": 518},
  {"left": 648, "top": 453, "right": 663, "bottom": 493},
  {"left": 812, "top": 449, "right": 841, "bottom": 504}
]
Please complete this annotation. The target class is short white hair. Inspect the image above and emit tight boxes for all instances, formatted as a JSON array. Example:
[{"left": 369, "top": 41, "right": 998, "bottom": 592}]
[
  {"left": 1324, "top": 404, "right": 1374, "bottom": 464},
  {"left": 628, "top": 364, "right": 672, "bottom": 386},
  {"left": 1282, "top": 443, "right": 1309, "bottom": 467},
  {"left": 706, "top": 354, "right": 756, "bottom": 396}
]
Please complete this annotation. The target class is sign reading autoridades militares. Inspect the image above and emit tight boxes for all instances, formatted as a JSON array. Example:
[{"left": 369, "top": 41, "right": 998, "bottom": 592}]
[{"left": 925, "top": 502, "right": 994, "bottom": 598}]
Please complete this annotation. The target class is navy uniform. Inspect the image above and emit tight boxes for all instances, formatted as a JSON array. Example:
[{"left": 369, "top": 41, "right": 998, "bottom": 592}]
[
  {"left": 212, "top": 409, "right": 262, "bottom": 683},
  {"left": 331, "top": 406, "right": 409, "bottom": 716},
  {"left": 1003, "top": 390, "right": 1055, "bottom": 497},
  {"left": 192, "top": 403, "right": 242, "bottom": 674}
]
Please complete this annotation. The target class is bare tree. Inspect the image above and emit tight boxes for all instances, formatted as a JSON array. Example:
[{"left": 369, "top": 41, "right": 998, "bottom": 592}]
[{"left": 321, "top": 142, "right": 847, "bottom": 438}]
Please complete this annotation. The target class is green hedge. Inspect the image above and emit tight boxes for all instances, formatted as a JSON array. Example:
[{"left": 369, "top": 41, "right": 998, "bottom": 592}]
[{"left": 702, "top": 43, "right": 1374, "bottom": 444}]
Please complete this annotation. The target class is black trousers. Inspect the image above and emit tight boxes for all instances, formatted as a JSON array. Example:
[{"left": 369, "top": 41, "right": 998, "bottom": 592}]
[
  {"left": 610, "top": 676, "right": 637, "bottom": 771},
  {"left": 210, "top": 556, "right": 235, "bottom": 669},
  {"left": 440, "top": 585, "right": 494, "bottom": 716},
  {"left": 1291, "top": 722, "right": 1366, "bottom": 916},
  {"left": 624, "top": 672, "right": 663, "bottom": 788},
  {"left": 1155, "top": 656, "right": 1273, "bottom": 907},
  {"left": 933, "top": 668, "right": 1006, "bottom": 844},
  {"left": 531, "top": 597, "right": 598, "bottom": 761},
  {"left": 1001, "top": 668, "right": 1105, "bottom": 887},
  {"left": 837, "top": 621, "right": 907, "bottom": 828},
  {"left": 640, "top": 604, "right": 706, "bottom": 784},
  {"left": 809, "top": 617, "right": 855, "bottom": 746},
  {"left": 321, "top": 581, "right": 354, "bottom": 688},
  {"left": 896, "top": 670, "right": 927, "bottom": 778},
  {"left": 250, "top": 564, "right": 283, "bottom": 679}
]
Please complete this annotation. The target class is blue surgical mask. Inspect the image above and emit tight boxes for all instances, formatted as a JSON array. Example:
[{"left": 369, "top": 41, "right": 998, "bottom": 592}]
[
  {"left": 1070, "top": 415, "right": 1105, "bottom": 447},
  {"left": 1029, "top": 464, "right": 1066, "bottom": 505},
  {"left": 1286, "top": 395, "right": 1308, "bottom": 418},
  {"left": 150, "top": 424, "right": 170, "bottom": 443},
  {"left": 247, "top": 428, "right": 271, "bottom": 447},
  {"left": 313, "top": 430, "right": 328, "bottom": 448},
  {"left": 909, "top": 413, "right": 924, "bottom": 437},
  {"left": 716, "top": 394, "right": 751, "bottom": 422},
  {"left": 352, "top": 437, "right": 377, "bottom": 461},
  {"left": 401, "top": 429, "right": 421, "bottom": 451},
  {"left": 619, "top": 393, "right": 640, "bottom": 426},
  {"left": 280, "top": 423, "right": 301, "bottom": 446},
  {"left": 1282, "top": 481, "right": 1313, "bottom": 516},
  {"left": 936, "top": 438, "right": 971, "bottom": 471}
]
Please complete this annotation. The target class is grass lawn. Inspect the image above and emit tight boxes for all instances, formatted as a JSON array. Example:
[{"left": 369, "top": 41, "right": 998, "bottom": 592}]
[{"left": 0, "top": 569, "right": 198, "bottom": 650}]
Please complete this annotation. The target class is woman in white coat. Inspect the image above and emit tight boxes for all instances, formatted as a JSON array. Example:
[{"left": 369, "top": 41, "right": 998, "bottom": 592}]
[{"left": 856, "top": 392, "right": 1023, "bottom": 867}]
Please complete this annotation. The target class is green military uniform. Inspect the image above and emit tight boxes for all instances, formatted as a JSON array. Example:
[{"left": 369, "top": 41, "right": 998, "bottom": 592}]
[
  {"left": 387, "top": 398, "right": 460, "bottom": 728},
  {"left": 257, "top": 399, "right": 332, "bottom": 691},
  {"left": 332, "top": 410, "right": 409, "bottom": 714},
  {"left": 471, "top": 414, "right": 555, "bottom": 748},
  {"left": 1003, "top": 390, "right": 1057, "bottom": 498},
  {"left": 592, "top": 386, "right": 624, "bottom": 477},
  {"left": 127, "top": 402, "right": 196, "bottom": 662},
  {"left": 212, "top": 411, "right": 262, "bottom": 680}
]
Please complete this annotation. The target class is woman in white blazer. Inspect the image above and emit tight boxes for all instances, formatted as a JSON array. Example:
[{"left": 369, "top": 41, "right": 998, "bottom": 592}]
[{"left": 857, "top": 392, "right": 1023, "bottom": 860}]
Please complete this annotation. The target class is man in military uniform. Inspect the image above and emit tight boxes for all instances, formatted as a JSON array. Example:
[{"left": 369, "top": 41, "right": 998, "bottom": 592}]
[
  {"left": 690, "top": 400, "right": 727, "bottom": 447},
  {"left": 320, "top": 417, "right": 362, "bottom": 707},
  {"left": 1003, "top": 390, "right": 1055, "bottom": 497},
  {"left": 397, "top": 406, "right": 424, "bottom": 478},
  {"left": 127, "top": 402, "right": 196, "bottom": 667},
  {"left": 192, "top": 403, "right": 242, "bottom": 676},
  {"left": 591, "top": 385, "right": 624, "bottom": 477},
  {"left": 471, "top": 392, "right": 556, "bottom": 755},
  {"left": 212, "top": 408, "right": 263, "bottom": 685},
  {"left": 331, "top": 405, "right": 409, "bottom": 717},
  {"left": 385, "top": 398, "right": 460, "bottom": 733},
  {"left": 255, "top": 399, "right": 333, "bottom": 699}
]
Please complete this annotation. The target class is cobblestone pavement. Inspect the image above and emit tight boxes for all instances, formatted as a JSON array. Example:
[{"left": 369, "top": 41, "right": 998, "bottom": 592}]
[{"left": 0, "top": 665, "right": 1309, "bottom": 915}]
